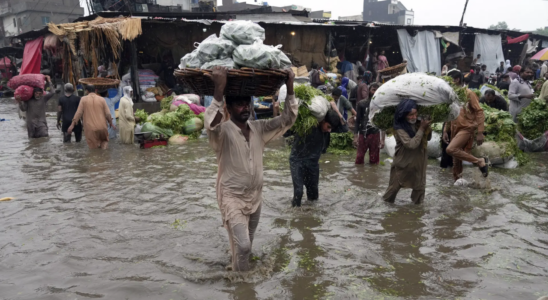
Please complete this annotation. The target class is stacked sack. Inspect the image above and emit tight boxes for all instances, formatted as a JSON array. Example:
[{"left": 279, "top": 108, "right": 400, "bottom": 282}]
[
  {"left": 8, "top": 74, "right": 46, "bottom": 101},
  {"left": 179, "top": 21, "right": 291, "bottom": 71}
]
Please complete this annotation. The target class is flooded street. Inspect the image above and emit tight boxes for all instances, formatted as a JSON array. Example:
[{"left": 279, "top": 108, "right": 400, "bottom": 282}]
[{"left": 1, "top": 98, "right": 548, "bottom": 300}]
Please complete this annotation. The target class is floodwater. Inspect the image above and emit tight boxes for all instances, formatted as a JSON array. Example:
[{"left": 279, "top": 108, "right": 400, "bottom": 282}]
[{"left": 1, "top": 98, "right": 548, "bottom": 300}]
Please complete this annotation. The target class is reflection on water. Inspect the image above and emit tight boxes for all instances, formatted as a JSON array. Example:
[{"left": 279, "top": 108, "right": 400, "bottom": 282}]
[{"left": 1, "top": 98, "right": 548, "bottom": 300}]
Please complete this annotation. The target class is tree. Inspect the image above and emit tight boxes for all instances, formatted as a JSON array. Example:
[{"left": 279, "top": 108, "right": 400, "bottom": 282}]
[
  {"left": 488, "top": 21, "right": 509, "bottom": 30},
  {"left": 534, "top": 27, "right": 548, "bottom": 36}
]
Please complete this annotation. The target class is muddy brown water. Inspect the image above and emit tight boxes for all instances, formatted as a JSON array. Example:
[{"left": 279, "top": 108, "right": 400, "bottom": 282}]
[{"left": 1, "top": 98, "right": 548, "bottom": 300}]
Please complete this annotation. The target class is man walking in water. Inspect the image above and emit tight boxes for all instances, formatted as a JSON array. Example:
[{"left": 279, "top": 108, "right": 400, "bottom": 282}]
[
  {"left": 16, "top": 75, "right": 58, "bottom": 138},
  {"left": 67, "top": 85, "right": 116, "bottom": 149},
  {"left": 57, "top": 83, "right": 82, "bottom": 143},
  {"left": 204, "top": 66, "right": 298, "bottom": 272}
]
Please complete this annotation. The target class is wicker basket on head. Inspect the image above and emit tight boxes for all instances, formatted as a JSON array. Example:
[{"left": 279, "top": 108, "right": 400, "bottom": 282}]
[
  {"left": 174, "top": 68, "right": 288, "bottom": 97},
  {"left": 378, "top": 62, "right": 408, "bottom": 76},
  {"left": 79, "top": 78, "right": 120, "bottom": 91}
]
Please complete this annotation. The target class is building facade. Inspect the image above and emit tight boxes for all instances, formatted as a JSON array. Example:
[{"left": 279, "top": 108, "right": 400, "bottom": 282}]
[
  {"left": 362, "top": 0, "right": 413, "bottom": 25},
  {"left": 0, "top": 0, "right": 84, "bottom": 46}
]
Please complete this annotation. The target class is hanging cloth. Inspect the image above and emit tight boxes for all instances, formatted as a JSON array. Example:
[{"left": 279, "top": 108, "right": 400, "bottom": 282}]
[{"left": 20, "top": 36, "right": 44, "bottom": 75}]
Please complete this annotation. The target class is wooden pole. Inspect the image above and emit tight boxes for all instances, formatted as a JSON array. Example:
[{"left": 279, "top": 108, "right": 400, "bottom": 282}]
[
  {"left": 130, "top": 40, "right": 140, "bottom": 102},
  {"left": 459, "top": 0, "right": 470, "bottom": 27}
]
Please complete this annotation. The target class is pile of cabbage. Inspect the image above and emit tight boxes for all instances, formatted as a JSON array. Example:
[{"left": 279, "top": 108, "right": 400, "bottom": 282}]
[
  {"left": 179, "top": 21, "right": 291, "bottom": 70},
  {"left": 142, "top": 104, "right": 204, "bottom": 141}
]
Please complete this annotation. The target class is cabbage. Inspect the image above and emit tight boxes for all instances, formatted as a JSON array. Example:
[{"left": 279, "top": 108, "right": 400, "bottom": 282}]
[
  {"left": 183, "top": 117, "right": 204, "bottom": 135},
  {"left": 168, "top": 134, "right": 189, "bottom": 145}
]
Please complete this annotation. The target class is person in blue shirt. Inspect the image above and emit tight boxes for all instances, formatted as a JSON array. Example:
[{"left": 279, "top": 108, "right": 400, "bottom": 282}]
[{"left": 100, "top": 86, "right": 122, "bottom": 139}]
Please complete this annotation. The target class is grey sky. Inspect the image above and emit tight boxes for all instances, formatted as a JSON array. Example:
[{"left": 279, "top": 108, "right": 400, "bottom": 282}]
[{"left": 267, "top": 0, "right": 548, "bottom": 31}]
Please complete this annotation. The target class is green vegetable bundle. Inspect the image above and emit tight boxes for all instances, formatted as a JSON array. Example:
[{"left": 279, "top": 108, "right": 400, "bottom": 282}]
[
  {"left": 517, "top": 98, "right": 548, "bottom": 140},
  {"left": 134, "top": 109, "right": 149, "bottom": 125},
  {"left": 290, "top": 85, "right": 331, "bottom": 137},
  {"left": 481, "top": 104, "right": 528, "bottom": 165},
  {"left": 160, "top": 95, "right": 174, "bottom": 111},
  {"left": 441, "top": 76, "right": 468, "bottom": 104},
  {"left": 372, "top": 103, "right": 451, "bottom": 130},
  {"left": 329, "top": 132, "right": 354, "bottom": 150}
]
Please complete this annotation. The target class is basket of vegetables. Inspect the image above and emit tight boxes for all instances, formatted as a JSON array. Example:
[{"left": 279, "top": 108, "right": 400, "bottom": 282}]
[{"left": 174, "top": 68, "right": 288, "bottom": 97}]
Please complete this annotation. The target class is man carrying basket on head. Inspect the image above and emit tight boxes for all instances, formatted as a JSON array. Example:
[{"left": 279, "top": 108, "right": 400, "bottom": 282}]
[{"left": 204, "top": 67, "right": 298, "bottom": 272}]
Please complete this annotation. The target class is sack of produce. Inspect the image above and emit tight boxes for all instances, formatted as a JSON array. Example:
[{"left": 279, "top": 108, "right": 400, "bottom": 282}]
[
  {"left": 480, "top": 103, "right": 528, "bottom": 165},
  {"left": 471, "top": 141, "right": 512, "bottom": 165},
  {"left": 201, "top": 58, "right": 237, "bottom": 70},
  {"left": 517, "top": 98, "right": 548, "bottom": 142},
  {"left": 369, "top": 73, "right": 461, "bottom": 130},
  {"left": 220, "top": 21, "right": 265, "bottom": 45},
  {"left": 168, "top": 134, "right": 189, "bottom": 145},
  {"left": 183, "top": 117, "right": 204, "bottom": 134},
  {"left": 233, "top": 41, "right": 291, "bottom": 70},
  {"left": 383, "top": 135, "right": 396, "bottom": 157},
  {"left": 308, "top": 96, "right": 331, "bottom": 122},
  {"left": 290, "top": 85, "right": 333, "bottom": 137},
  {"left": 141, "top": 122, "right": 174, "bottom": 138},
  {"left": 8, "top": 74, "right": 45, "bottom": 90},
  {"left": 14, "top": 85, "right": 34, "bottom": 101},
  {"left": 516, "top": 132, "right": 548, "bottom": 152},
  {"left": 179, "top": 49, "right": 202, "bottom": 69},
  {"left": 427, "top": 132, "right": 442, "bottom": 159},
  {"left": 195, "top": 34, "right": 237, "bottom": 62}
]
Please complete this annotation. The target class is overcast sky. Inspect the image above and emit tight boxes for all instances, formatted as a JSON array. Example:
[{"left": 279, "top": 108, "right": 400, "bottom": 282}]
[{"left": 266, "top": 0, "right": 548, "bottom": 31}]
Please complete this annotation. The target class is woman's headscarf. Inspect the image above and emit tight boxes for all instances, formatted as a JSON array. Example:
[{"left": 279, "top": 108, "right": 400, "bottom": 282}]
[
  {"left": 505, "top": 60, "right": 512, "bottom": 70},
  {"left": 513, "top": 65, "right": 522, "bottom": 73},
  {"left": 393, "top": 99, "right": 418, "bottom": 138},
  {"left": 340, "top": 77, "right": 349, "bottom": 98}
]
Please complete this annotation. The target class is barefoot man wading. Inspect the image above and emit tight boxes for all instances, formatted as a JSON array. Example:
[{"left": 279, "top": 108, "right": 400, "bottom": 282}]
[{"left": 204, "top": 67, "right": 298, "bottom": 271}]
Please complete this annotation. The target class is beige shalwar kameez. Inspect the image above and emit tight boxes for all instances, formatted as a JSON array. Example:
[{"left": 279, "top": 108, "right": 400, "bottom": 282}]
[
  {"left": 73, "top": 93, "right": 112, "bottom": 149},
  {"left": 119, "top": 96, "right": 135, "bottom": 144},
  {"left": 383, "top": 124, "right": 431, "bottom": 204},
  {"left": 205, "top": 94, "right": 298, "bottom": 271}
]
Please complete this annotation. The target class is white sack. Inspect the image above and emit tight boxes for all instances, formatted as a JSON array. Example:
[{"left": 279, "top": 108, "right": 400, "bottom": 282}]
[
  {"left": 369, "top": 73, "right": 460, "bottom": 123},
  {"left": 308, "top": 96, "right": 331, "bottom": 122},
  {"left": 233, "top": 41, "right": 291, "bottom": 69},
  {"left": 220, "top": 21, "right": 265, "bottom": 45},
  {"left": 384, "top": 135, "right": 396, "bottom": 158},
  {"left": 427, "top": 132, "right": 442, "bottom": 159},
  {"left": 278, "top": 84, "right": 287, "bottom": 103}
]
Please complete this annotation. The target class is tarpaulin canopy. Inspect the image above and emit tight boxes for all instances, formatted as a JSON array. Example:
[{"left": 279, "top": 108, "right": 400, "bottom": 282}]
[
  {"left": 397, "top": 29, "right": 441, "bottom": 75},
  {"left": 474, "top": 33, "right": 505, "bottom": 74},
  {"left": 507, "top": 34, "right": 529, "bottom": 44},
  {"left": 20, "top": 36, "right": 43, "bottom": 75}
]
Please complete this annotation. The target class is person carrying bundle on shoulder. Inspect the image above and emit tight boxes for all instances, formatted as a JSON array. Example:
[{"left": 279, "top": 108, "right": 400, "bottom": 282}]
[
  {"left": 383, "top": 99, "right": 432, "bottom": 204},
  {"left": 354, "top": 82, "right": 385, "bottom": 165},
  {"left": 288, "top": 109, "right": 340, "bottom": 208}
]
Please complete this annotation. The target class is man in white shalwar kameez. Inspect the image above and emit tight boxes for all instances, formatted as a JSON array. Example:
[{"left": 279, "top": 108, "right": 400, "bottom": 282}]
[{"left": 119, "top": 86, "right": 136, "bottom": 144}]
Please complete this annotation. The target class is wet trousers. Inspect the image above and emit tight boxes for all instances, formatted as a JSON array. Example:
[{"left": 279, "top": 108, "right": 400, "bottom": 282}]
[
  {"left": 226, "top": 204, "right": 261, "bottom": 272},
  {"left": 27, "top": 122, "right": 48, "bottom": 138},
  {"left": 382, "top": 183, "right": 425, "bottom": 204},
  {"left": 290, "top": 158, "right": 320, "bottom": 207},
  {"left": 446, "top": 130, "right": 479, "bottom": 181},
  {"left": 355, "top": 133, "right": 380, "bottom": 165},
  {"left": 63, "top": 124, "right": 82, "bottom": 143}
]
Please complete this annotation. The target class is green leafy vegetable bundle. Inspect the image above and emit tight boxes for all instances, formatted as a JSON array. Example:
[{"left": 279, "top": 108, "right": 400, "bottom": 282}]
[
  {"left": 160, "top": 95, "right": 174, "bottom": 111},
  {"left": 329, "top": 132, "right": 354, "bottom": 150},
  {"left": 134, "top": 109, "right": 149, "bottom": 125},
  {"left": 372, "top": 103, "right": 451, "bottom": 130},
  {"left": 289, "top": 85, "right": 332, "bottom": 137},
  {"left": 517, "top": 98, "right": 548, "bottom": 140},
  {"left": 481, "top": 104, "right": 528, "bottom": 165},
  {"left": 441, "top": 76, "right": 468, "bottom": 104}
]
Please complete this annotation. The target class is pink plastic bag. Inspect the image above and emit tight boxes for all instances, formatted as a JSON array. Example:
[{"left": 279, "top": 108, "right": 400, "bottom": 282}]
[
  {"left": 8, "top": 74, "right": 45, "bottom": 90},
  {"left": 171, "top": 101, "right": 206, "bottom": 115},
  {"left": 14, "top": 85, "right": 34, "bottom": 101}
]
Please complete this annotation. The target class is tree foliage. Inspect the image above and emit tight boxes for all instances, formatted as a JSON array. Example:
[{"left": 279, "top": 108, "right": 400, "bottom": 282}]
[{"left": 488, "top": 21, "right": 509, "bottom": 30}]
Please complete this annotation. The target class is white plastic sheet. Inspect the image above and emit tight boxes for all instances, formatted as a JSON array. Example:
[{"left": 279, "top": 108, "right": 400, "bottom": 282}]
[
  {"left": 397, "top": 30, "right": 441, "bottom": 75},
  {"left": 308, "top": 96, "right": 331, "bottom": 122},
  {"left": 473, "top": 34, "right": 505, "bottom": 75}
]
